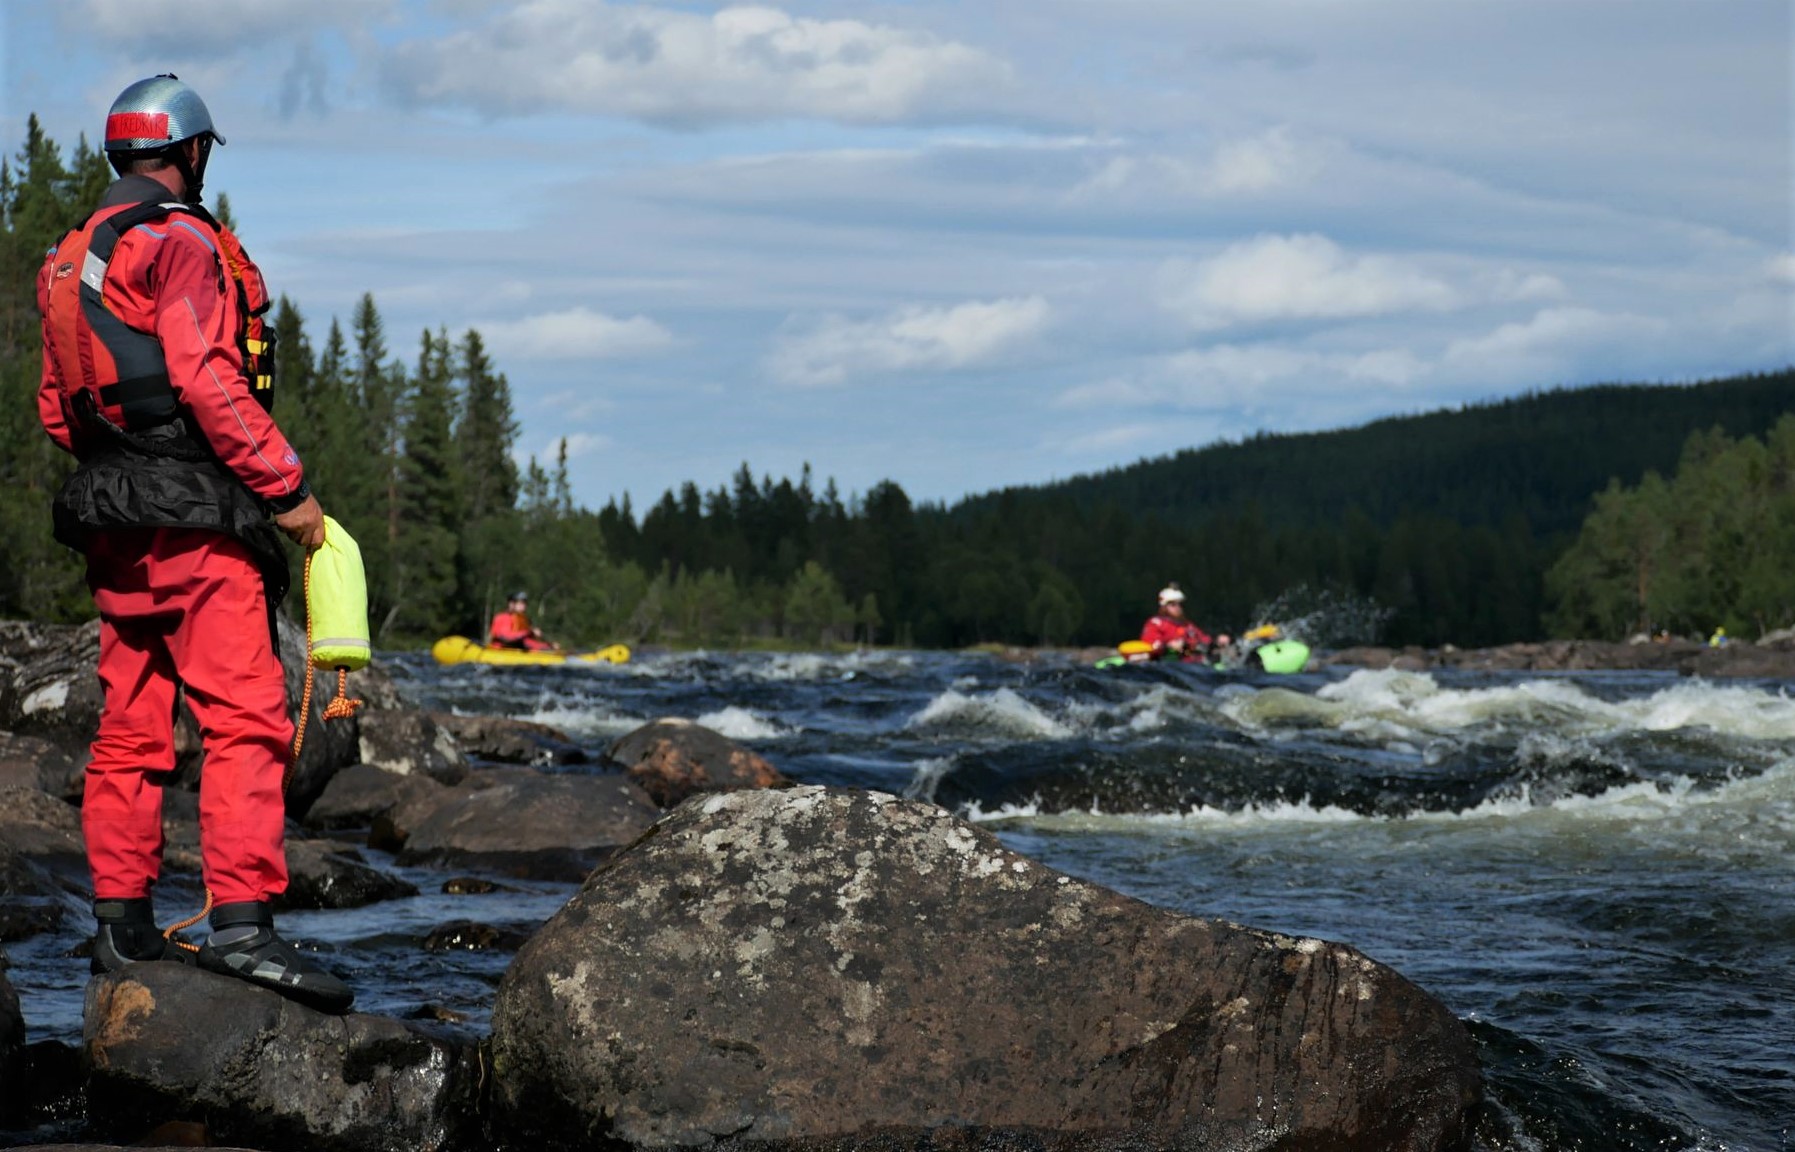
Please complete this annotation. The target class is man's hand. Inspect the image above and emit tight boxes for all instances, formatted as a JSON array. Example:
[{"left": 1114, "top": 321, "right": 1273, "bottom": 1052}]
[{"left": 274, "top": 493, "right": 326, "bottom": 550}]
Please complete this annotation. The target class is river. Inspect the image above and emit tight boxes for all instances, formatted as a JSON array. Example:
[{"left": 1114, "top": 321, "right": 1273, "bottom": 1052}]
[{"left": 6, "top": 648, "right": 1792, "bottom": 1150}]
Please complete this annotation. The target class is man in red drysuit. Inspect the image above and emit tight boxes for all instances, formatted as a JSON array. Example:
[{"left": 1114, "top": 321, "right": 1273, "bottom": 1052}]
[
  {"left": 1140, "top": 584, "right": 1226, "bottom": 663},
  {"left": 488, "top": 591, "right": 558, "bottom": 651},
  {"left": 38, "top": 75, "right": 351, "bottom": 1013}
]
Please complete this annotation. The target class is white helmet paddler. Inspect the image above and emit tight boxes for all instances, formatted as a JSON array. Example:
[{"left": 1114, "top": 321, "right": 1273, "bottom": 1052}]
[
  {"left": 1157, "top": 584, "right": 1184, "bottom": 605},
  {"left": 104, "top": 74, "right": 223, "bottom": 203},
  {"left": 104, "top": 74, "right": 223, "bottom": 154}
]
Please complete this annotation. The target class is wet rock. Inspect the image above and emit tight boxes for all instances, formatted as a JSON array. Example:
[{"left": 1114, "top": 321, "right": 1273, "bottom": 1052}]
[
  {"left": 1320, "top": 638, "right": 1795, "bottom": 679},
  {"left": 490, "top": 786, "right": 1481, "bottom": 1152},
  {"left": 0, "top": 962, "right": 23, "bottom": 1121},
  {"left": 303, "top": 763, "right": 454, "bottom": 840},
  {"left": 1683, "top": 643, "right": 1795, "bottom": 678},
  {"left": 0, "top": 617, "right": 368, "bottom": 823},
  {"left": 84, "top": 962, "right": 482, "bottom": 1152},
  {"left": 0, "top": 785, "right": 88, "bottom": 875},
  {"left": 0, "top": 620, "right": 104, "bottom": 741},
  {"left": 0, "top": 732, "right": 84, "bottom": 802},
  {"left": 276, "top": 839, "right": 421, "bottom": 911},
  {"left": 430, "top": 712, "right": 589, "bottom": 767},
  {"left": 606, "top": 717, "right": 791, "bottom": 807},
  {"left": 4, "top": 1037, "right": 86, "bottom": 1134},
  {"left": 357, "top": 709, "right": 467, "bottom": 784},
  {"left": 421, "top": 919, "right": 531, "bottom": 953},
  {"left": 277, "top": 614, "right": 367, "bottom": 821},
  {"left": 0, "top": 811, "right": 85, "bottom": 940},
  {"left": 0, "top": 890, "right": 65, "bottom": 940},
  {"left": 440, "top": 876, "right": 512, "bottom": 896},
  {"left": 396, "top": 769, "right": 658, "bottom": 881}
]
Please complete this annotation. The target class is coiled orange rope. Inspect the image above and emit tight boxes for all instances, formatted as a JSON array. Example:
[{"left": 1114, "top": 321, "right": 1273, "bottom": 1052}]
[{"left": 164, "top": 549, "right": 363, "bottom": 950}]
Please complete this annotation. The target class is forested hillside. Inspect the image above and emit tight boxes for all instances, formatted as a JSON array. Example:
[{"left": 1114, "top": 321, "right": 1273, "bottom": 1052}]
[
  {"left": 968, "top": 375, "right": 1795, "bottom": 539},
  {"left": 4, "top": 116, "right": 1789, "bottom": 651}
]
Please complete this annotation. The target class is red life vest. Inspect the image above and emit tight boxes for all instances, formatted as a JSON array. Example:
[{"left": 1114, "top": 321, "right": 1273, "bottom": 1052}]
[{"left": 43, "top": 199, "right": 274, "bottom": 448}]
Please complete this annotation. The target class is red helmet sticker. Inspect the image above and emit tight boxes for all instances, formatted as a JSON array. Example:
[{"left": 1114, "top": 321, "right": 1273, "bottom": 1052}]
[{"left": 106, "top": 111, "right": 170, "bottom": 142}]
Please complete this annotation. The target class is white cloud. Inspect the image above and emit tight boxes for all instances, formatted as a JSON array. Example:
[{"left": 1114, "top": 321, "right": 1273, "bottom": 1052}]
[
  {"left": 556, "top": 433, "right": 609, "bottom": 460},
  {"left": 769, "top": 296, "right": 1050, "bottom": 387},
  {"left": 1157, "top": 233, "right": 1461, "bottom": 330},
  {"left": 1072, "top": 128, "right": 1324, "bottom": 201},
  {"left": 1057, "top": 343, "right": 1428, "bottom": 413},
  {"left": 74, "top": 0, "right": 388, "bottom": 53},
  {"left": 1053, "top": 423, "right": 1165, "bottom": 455},
  {"left": 1441, "top": 307, "right": 1662, "bottom": 369},
  {"left": 479, "top": 307, "right": 674, "bottom": 362},
  {"left": 383, "top": 2, "right": 1012, "bottom": 127},
  {"left": 1768, "top": 253, "right": 1795, "bottom": 284}
]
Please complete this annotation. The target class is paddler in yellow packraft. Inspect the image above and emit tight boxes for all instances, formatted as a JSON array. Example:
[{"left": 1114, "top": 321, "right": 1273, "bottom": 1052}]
[
  {"left": 1138, "top": 584, "right": 1230, "bottom": 663},
  {"left": 487, "top": 591, "right": 561, "bottom": 652}
]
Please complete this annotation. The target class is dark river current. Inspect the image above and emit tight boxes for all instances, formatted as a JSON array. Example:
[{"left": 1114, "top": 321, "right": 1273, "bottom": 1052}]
[{"left": 6, "top": 648, "right": 1793, "bottom": 1150}]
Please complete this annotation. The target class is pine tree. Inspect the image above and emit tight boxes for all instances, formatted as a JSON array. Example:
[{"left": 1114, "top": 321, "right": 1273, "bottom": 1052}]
[
  {"left": 388, "top": 329, "right": 461, "bottom": 638},
  {"left": 455, "top": 328, "right": 519, "bottom": 521}
]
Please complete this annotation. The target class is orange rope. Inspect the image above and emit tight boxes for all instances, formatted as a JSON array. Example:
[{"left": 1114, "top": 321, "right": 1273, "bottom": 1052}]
[{"left": 165, "top": 548, "right": 361, "bottom": 949}]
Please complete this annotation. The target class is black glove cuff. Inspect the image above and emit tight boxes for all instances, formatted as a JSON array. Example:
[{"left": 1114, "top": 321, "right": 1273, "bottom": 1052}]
[{"left": 265, "top": 479, "right": 312, "bottom": 515}]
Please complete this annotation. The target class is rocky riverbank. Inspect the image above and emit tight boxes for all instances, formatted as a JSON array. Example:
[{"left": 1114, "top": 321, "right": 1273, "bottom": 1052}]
[
  {"left": 1052, "top": 633, "right": 1795, "bottom": 678},
  {"left": 1316, "top": 635, "right": 1795, "bottom": 678},
  {"left": 0, "top": 618, "right": 1482, "bottom": 1151}
]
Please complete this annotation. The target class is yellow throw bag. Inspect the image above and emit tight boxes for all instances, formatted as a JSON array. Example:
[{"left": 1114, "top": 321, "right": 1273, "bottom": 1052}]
[{"left": 307, "top": 516, "right": 371, "bottom": 671}]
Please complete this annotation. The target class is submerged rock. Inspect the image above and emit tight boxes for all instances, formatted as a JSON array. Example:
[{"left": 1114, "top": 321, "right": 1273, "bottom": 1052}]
[
  {"left": 396, "top": 769, "right": 659, "bottom": 881},
  {"left": 84, "top": 963, "right": 481, "bottom": 1152},
  {"left": 607, "top": 717, "right": 791, "bottom": 807},
  {"left": 490, "top": 786, "right": 1481, "bottom": 1151}
]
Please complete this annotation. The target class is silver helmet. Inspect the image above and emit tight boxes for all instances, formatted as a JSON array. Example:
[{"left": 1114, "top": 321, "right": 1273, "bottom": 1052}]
[{"left": 104, "top": 74, "right": 225, "bottom": 155}]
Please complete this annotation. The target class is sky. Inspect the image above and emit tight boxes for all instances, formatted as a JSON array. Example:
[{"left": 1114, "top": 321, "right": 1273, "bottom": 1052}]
[{"left": 4, "top": 0, "right": 1791, "bottom": 513}]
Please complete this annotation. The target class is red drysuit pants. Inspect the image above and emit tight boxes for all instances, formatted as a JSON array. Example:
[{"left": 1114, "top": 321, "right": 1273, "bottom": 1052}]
[{"left": 83, "top": 527, "right": 292, "bottom": 905}]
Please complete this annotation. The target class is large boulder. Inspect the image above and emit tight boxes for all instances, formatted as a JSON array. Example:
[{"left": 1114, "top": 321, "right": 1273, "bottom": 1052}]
[
  {"left": 606, "top": 717, "right": 791, "bottom": 807},
  {"left": 0, "top": 617, "right": 366, "bottom": 819},
  {"left": 490, "top": 786, "right": 1481, "bottom": 1151},
  {"left": 431, "top": 712, "right": 589, "bottom": 767},
  {"left": 303, "top": 763, "right": 455, "bottom": 838},
  {"left": 84, "top": 962, "right": 482, "bottom": 1152},
  {"left": 276, "top": 615, "right": 366, "bottom": 818},
  {"left": 0, "top": 620, "right": 104, "bottom": 742},
  {"left": 0, "top": 784, "right": 88, "bottom": 877},
  {"left": 357, "top": 710, "right": 467, "bottom": 783},
  {"left": 0, "top": 784, "right": 88, "bottom": 941},
  {"left": 396, "top": 769, "right": 659, "bottom": 881},
  {"left": 0, "top": 731, "right": 84, "bottom": 802},
  {"left": 276, "top": 839, "right": 421, "bottom": 911}
]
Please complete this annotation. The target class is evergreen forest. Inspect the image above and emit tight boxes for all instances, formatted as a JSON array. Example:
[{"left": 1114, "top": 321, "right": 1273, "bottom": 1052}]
[{"left": 4, "top": 118, "right": 1792, "bottom": 651}]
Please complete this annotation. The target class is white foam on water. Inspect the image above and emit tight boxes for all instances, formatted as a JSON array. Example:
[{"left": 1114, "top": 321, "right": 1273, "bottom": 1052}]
[
  {"left": 522, "top": 703, "right": 643, "bottom": 739},
  {"left": 1062, "top": 682, "right": 1210, "bottom": 735},
  {"left": 1274, "top": 667, "right": 1795, "bottom": 744},
  {"left": 966, "top": 757, "right": 1795, "bottom": 851},
  {"left": 907, "top": 687, "right": 1072, "bottom": 741},
  {"left": 902, "top": 755, "right": 958, "bottom": 804},
  {"left": 965, "top": 794, "right": 1365, "bottom": 829},
  {"left": 694, "top": 705, "right": 788, "bottom": 740}
]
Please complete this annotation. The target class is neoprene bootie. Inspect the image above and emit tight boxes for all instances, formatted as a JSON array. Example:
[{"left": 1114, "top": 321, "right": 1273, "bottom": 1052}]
[
  {"left": 196, "top": 900, "right": 355, "bottom": 1014},
  {"left": 91, "top": 897, "right": 188, "bottom": 974}
]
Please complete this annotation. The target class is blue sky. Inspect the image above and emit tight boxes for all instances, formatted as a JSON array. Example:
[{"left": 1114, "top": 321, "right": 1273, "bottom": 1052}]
[{"left": 5, "top": 1, "right": 1790, "bottom": 512}]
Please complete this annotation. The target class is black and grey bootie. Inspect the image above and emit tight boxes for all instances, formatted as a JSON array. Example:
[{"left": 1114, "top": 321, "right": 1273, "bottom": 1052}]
[
  {"left": 91, "top": 897, "right": 187, "bottom": 974},
  {"left": 196, "top": 900, "right": 355, "bottom": 1014}
]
